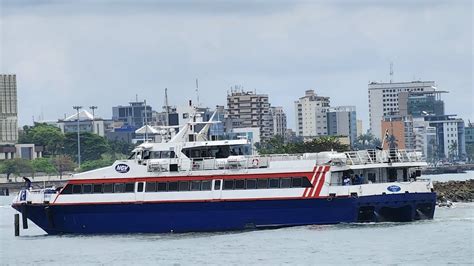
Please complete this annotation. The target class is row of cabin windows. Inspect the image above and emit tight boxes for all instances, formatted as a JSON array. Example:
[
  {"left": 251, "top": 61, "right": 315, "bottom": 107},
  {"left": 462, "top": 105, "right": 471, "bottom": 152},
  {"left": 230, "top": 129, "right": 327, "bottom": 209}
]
[
  {"left": 61, "top": 177, "right": 312, "bottom": 195},
  {"left": 222, "top": 177, "right": 311, "bottom": 190},
  {"left": 61, "top": 182, "right": 142, "bottom": 194}
]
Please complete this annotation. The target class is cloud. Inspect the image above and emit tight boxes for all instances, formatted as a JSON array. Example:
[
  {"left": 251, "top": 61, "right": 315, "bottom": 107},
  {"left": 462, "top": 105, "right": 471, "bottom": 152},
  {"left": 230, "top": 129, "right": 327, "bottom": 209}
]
[{"left": 0, "top": 0, "right": 472, "bottom": 130}]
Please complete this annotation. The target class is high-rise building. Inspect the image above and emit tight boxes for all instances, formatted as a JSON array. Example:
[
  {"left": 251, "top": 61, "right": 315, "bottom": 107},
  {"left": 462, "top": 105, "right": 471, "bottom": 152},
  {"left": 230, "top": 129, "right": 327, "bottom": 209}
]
[
  {"left": 112, "top": 101, "right": 153, "bottom": 129},
  {"left": 226, "top": 89, "right": 273, "bottom": 141},
  {"left": 368, "top": 81, "right": 436, "bottom": 139},
  {"left": 294, "top": 90, "right": 330, "bottom": 139},
  {"left": 270, "top": 106, "right": 287, "bottom": 137},
  {"left": 327, "top": 106, "right": 357, "bottom": 146},
  {"left": 424, "top": 115, "right": 466, "bottom": 159},
  {"left": 0, "top": 74, "right": 18, "bottom": 144},
  {"left": 356, "top": 119, "right": 363, "bottom": 137},
  {"left": 399, "top": 90, "right": 446, "bottom": 117},
  {"left": 466, "top": 121, "right": 474, "bottom": 145},
  {"left": 381, "top": 115, "right": 414, "bottom": 150}
]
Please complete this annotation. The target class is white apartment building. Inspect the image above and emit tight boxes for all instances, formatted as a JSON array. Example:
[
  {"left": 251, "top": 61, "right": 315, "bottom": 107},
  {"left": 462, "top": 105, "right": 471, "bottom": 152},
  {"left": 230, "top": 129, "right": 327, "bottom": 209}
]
[
  {"left": 270, "top": 106, "right": 287, "bottom": 137},
  {"left": 368, "top": 81, "right": 436, "bottom": 140},
  {"left": 0, "top": 74, "right": 18, "bottom": 144},
  {"left": 295, "top": 90, "right": 330, "bottom": 138},
  {"left": 226, "top": 89, "right": 273, "bottom": 141}
]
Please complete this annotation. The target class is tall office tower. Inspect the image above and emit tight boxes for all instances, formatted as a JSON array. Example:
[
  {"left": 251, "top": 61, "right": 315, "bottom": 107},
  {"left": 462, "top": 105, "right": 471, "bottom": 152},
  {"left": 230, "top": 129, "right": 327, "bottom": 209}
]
[
  {"left": 226, "top": 89, "right": 273, "bottom": 141},
  {"left": 0, "top": 74, "right": 18, "bottom": 144},
  {"left": 294, "top": 90, "right": 330, "bottom": 139},
  {"left": 368, "top": 81, "right": 436, "bottom": 139},
  {"left": 327, "top": 106, "right": 357, "bottom": 146},
  {"left": 270, "top": 106, "right": 287, "bottom": 137}
]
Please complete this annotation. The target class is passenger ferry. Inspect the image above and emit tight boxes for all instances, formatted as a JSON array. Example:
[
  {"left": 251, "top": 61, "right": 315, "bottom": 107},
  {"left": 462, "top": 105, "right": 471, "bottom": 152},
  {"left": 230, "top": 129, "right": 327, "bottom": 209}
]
[{"left": 12, "top": 110, "right": 436, "bottom": 234}]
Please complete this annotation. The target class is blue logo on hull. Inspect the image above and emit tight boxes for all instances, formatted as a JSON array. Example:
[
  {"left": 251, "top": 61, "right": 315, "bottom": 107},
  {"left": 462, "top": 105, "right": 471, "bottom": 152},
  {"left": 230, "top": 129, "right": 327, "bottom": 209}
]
[
  {"left": 115, "top": 164, "right": 130, "bottom": 173},
  {"left": 387, "top": 185, "right": 401, "bottom": 192}
]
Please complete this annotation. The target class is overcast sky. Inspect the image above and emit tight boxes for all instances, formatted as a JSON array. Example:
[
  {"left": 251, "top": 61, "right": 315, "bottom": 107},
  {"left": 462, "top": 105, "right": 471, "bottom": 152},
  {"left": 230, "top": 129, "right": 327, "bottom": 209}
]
[{"left": 1, "top": 0, "right": 472, "bottom": 131}]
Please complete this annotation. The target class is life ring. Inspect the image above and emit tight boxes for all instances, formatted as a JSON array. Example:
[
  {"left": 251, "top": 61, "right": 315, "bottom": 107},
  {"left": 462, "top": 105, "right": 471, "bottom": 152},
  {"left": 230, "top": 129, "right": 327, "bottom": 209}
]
[{"left": 252, "top": 158, "right": 259, "bottom": 167}]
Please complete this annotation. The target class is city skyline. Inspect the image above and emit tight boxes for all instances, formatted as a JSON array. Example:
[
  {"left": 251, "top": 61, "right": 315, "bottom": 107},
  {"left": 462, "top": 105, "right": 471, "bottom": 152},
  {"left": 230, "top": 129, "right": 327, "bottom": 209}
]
[{"left": 1, "top": 0, "right": 472, "bottom": 130}]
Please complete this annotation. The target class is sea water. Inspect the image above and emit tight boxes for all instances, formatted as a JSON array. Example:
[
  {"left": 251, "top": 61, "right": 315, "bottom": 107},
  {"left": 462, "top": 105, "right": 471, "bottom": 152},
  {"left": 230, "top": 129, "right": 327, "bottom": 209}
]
[{"left": 1, "top": 173, "right": 473, "bottom": 265}]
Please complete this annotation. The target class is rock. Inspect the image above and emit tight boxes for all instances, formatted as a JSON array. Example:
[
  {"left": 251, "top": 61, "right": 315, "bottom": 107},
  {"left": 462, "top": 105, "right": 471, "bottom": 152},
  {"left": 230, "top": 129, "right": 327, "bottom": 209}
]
[{"left": 433, "top": 179, "right": 474, "bottom": 204}]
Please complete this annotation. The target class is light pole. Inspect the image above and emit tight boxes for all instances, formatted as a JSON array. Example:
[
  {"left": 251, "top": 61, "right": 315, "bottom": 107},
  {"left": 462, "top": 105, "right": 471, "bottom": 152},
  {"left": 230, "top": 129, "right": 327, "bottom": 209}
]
[
  {"left": 73, "top": 106, "right": 82, "bottom": 168},
  {"left": 90, "top": 106, "right": 97, "bottom": 134}
]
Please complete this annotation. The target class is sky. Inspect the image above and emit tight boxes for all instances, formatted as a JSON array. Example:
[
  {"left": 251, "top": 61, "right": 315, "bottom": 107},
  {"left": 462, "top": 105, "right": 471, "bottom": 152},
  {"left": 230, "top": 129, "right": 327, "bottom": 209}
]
[{"left": 1, "top": 0, "right": 472, "bottom": 131}]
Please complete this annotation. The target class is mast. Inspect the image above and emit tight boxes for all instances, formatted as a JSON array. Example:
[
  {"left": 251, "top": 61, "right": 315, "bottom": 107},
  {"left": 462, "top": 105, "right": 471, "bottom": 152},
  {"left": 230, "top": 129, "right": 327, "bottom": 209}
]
[{"left": 165, "top": 88, "right": 169, "bottom": 127}]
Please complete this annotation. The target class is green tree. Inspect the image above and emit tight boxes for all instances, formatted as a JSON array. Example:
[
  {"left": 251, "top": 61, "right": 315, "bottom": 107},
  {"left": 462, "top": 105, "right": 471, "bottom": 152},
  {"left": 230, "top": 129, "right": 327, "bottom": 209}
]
[
  {"left": 353, "top": 133, "right": 382, "bottom": 150},
  {"left": 64, "top": 132, "right": 110, "bottom": 162},
  {"left": 448, "top": 140, "right": 458, "bottom": 161},
  {"left": 31, "top": 158, "right": 57, "bottom": 176},
  {"left": 386, "top": 134, "right": 398, "bottom": 149},
  {"left": 107, "top": 139, "right": 135, "bottom": 159},
  {"left": 18, "top": 123, "right": 65, "bottom": 156},
  {"left": 52, "top": 155, "right": 76, "bottom": 179},
  {"left": 0, "top": 160, "right": 17, "bottom": 181},
  {"left": 257, "top": 135, "right": 349, "bottom": 155}
]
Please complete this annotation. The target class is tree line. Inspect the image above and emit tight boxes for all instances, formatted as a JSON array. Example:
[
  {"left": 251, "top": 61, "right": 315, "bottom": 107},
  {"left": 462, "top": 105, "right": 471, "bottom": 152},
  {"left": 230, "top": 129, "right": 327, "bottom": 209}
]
[{"left": 0, "top": 123, "right": 135, "bottom": 181}]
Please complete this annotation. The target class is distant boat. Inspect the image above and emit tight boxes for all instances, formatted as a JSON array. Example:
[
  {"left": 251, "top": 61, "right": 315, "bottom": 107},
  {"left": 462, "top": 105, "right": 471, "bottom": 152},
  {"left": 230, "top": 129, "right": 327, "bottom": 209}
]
[{"left": 12, "top": 108, "right": 436, "bottom": 234}]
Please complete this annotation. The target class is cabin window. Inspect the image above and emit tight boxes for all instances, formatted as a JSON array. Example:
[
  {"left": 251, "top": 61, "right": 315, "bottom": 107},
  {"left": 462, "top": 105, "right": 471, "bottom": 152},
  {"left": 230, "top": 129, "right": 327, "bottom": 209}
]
[
  {"left": 201, "top": 180, "right": 212, "bottom": 191},
  {"left": 145, "top": 182, "right": 156, "bottom": 192},
  {"left": 246, "top": 179, "right": 257, "bottom": 189},
  {"left": 137, "top": 182, "right": 144, "bottom": 192},
  {"left": 223, "top": 180, "right": 234, "bottom": 190},
  {"left": 72, "top": 184, "right": 82, "bottom": 194},
  {"left": 269, "top": 178, "right": 280, "bottom": 188},
  {"left": 301, "top": 177, "right": 312, "bottom": 187},
  {"left": 103, "top": 183, "right": 114, "bottom": 193},
  {"left": 292, "top": 177, "right": 302, "bottom": 188},
  {"left": 214, "top": 180, "right": 221, "bottom": 190},
  {"left": 125, "top": 183, "right": 135, "bottom": 192},
  {"left": 190, "top": 181, "right": 201, "bottom": 191},
  {"left": 83, "top": 184, "right": 93, "bottom": 194},
  {"left": 157, "top": 182, "right": 167, "bottom": 192},
  {"left": 114, "top": 183, "right": 125, "bottom": 193},
  {"left": 179, "top": 181, "right": 190, "bottom": 191},
  {"left": 168, "top": 182, "right": 178, "bottom": 191},
  {"left": 93, "top": 184, "right": 103, "bottom": 193},
  {"left": 235, "top": 179, "right": 245, "bottom": 189},
  {"left": 257, "top": 179, "right": 268, "bottom": 189},
  {"left": 61, "top": 184, "right": 73, "bottom": 194},
  {"left": 280, "top": 178, "right": 291, "bottom": 188}
]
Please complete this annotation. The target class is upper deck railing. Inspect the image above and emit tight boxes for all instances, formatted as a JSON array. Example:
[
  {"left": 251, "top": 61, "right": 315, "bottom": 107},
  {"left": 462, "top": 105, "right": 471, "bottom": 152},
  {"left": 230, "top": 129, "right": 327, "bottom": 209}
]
[{"left": 344, "top": 149, "right": 424, "bottom": 165}]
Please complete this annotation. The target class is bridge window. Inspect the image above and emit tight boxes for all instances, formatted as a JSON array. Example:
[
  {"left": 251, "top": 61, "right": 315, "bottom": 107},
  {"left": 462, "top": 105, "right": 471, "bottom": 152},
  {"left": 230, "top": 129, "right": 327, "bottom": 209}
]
[{"left": 292, "top": 177, "right": 302, "bottom": 188}]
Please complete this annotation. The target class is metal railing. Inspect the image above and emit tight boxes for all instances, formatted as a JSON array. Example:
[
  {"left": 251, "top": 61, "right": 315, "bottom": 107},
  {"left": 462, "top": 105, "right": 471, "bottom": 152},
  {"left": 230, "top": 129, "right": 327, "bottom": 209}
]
[{"left": 344, "top": 149, "right": 424, "bottom": 165}]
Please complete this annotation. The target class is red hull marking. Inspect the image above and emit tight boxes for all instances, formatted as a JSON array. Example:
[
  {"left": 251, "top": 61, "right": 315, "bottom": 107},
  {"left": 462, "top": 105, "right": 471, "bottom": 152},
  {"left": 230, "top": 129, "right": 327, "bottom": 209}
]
[
  {"left": 303, "top": 166, "right": 319, "bottom": 197},
  {"left": 68, "top": 171, "right": 314, "bottom": 185},
  {"left": 313, "top": 165, "right": 331, "bottom": 198},
  {"left": 306, "top": 167, "right": 323, "bottom": 198}
]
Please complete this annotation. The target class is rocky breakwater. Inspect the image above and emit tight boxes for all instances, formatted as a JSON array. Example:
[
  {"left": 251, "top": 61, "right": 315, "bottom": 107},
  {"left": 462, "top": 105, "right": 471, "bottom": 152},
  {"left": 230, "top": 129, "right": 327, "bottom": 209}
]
[{"left": 434, "top": 179, "right": 474, "bottom": 207}]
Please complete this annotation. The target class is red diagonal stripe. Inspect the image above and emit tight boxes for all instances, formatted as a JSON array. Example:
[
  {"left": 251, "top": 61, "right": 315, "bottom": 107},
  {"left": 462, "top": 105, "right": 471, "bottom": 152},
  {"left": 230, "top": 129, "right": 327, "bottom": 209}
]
[
  {"left": 307, "top": 167, "right": 323, "bottom": 197},
  {"left": 303, "top": 166, "right": 319, "bottom": 197},
  {"left": 314, "top": 165, "right": 330, "bottom": 198}
]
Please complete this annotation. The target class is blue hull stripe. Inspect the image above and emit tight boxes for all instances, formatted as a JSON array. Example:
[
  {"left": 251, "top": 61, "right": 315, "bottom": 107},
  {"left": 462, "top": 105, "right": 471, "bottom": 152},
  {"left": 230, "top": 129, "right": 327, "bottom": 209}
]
[{"left": 13, "top": 193, "right": 436, "bottom": 234}]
